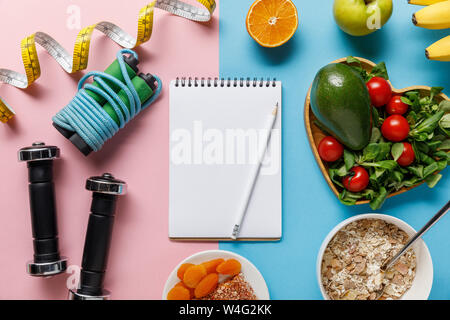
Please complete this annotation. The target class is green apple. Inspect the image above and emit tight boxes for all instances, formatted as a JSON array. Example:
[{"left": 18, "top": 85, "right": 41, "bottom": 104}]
[{"left": 333, "top": 0, "right": 393, "bottom": 36}]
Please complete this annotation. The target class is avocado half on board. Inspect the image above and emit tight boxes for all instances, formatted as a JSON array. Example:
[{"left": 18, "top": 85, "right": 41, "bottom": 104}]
[{"left": 309, "top": 62, "right": 372, "bottom": 151}]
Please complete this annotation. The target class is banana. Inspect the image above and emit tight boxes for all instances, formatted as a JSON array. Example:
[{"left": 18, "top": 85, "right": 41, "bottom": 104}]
[
  {"left": 412, "top": 0, "right": 450, "bottom": 29},
  {"left": 426, "top": 35, "right": 450, "bottom": 61},
  {"left": 409, "top": 0, "right": 446, "bottom": 5}
]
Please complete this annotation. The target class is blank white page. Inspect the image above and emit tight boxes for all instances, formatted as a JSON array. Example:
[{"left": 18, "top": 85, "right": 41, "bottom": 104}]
[{"left": 169, "top": 79, "right": 282, "bottom": 240}]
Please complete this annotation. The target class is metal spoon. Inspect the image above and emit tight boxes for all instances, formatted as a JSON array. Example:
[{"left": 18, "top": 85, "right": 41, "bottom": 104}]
[{"left": 375, "top": 200, "right": 450, "bottom": 300}]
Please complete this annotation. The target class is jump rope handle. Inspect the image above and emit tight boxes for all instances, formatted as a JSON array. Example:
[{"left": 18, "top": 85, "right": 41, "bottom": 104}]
[
  {"left": 53, "top": 52, "right": 159, "bottom": 156},
  {"left": 18, "top": 142, "right": 67, "bottom": 277},
  {"left": 68, "top": 173, "right": 126, "bottom": 300}
]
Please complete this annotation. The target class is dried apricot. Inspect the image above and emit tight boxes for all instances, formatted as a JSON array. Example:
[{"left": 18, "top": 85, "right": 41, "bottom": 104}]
[
  {"left": 183, "top": 264, "right": 207, "bottom": 288},
  {"left": 216, "top": 259, "right": 241, "bottom": 276},
  {"left": 177, "top": 263, "right": 194, "bottom": 280},
  {"left": 194, "top": 273, "right": 219, "bottom": 299},
  {"left": 175, "top": 281, "right": 194, "bottom": 299},
  {"left": 201, "top": 258, "right": 225, "bottom": 274},
  {"left": 167, "top": 286, "right": 191, "bottom": 300}
]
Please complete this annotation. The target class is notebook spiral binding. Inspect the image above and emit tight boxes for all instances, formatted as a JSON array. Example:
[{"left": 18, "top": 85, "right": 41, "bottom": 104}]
[{"left": 174, "top": 77, "right": 277, "bottom": 88}]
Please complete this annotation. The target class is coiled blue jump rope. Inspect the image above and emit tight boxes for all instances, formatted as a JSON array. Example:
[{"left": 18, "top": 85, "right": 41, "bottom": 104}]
[{"left": 53, "top": 49, "right": 162, "bottom": 153}]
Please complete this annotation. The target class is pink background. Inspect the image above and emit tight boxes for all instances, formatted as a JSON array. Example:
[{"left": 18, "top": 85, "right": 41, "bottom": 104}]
[{"left": 0, "top": 0, "right": 219, "bottom": 299}]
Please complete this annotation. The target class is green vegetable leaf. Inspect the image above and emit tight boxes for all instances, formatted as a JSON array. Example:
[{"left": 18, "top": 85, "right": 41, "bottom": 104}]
[
  {"left": 376, "top": 143, "right": 392, "bottom": 161},
  {"left": 440, "top": 113, "right": 450, "bottom": 127},
  {"left": 423, "top": 162, "right": 439, "bottom": 178},
  {"left": 370, "top": 127, "right": 382, "bottom": 143},
  {"left": 371, "top": 168, "right": 387, "bottom": 182},
  {"left": 438, "top": 139, "right": 450, "bottom": 150},
  {"left": 403, "top": 177, "right": 421, "bottom": 187},
  {"left": 425, "top": 174, "right": 442, "bottom": 188},
  {"left": 362, "top": 160, "right": 398, "bottom": 170},
  {"left": 336, "top": 164, "right": 348, "bottom": 177},
  {"left": 439, "top": 114, "right": 450, "bottom": 136},
  {"left": 410, "top": 110, "right": 445, "bottom": 137},
  {"left": 370, "top": 187, "right": 388, "bottom": 210},
  {"left": 430, "top": 87, "right": 443, "bottom": 101},
  {"left": 362, "top": 189, "right": 375, "bottom": 199},
  {"left": 401, "top": 96, "right": 413, "bottom": 106},
  {"left": 426, "top": 139, "right": 443, "bottom": 151},
  {"left": 437, "top": 160, "right": 447, "bottom": 171},
  {"left": 418, "top": 151, "right": 435, "bottom": 165},
  {"left": 345, "top": 56, "right": 367, "bottom": 80},
  {"left": 434, "top": 151, "right": 450, "bottom": 164},
  {"left": 406, "top": 111, "right": 418, "bottom": 126},
  {"left": 415, "top": 141, "right": 429, "bottom": 154},
  {"left": 329, "top": 169, "right": 344, "bottom": 188},
  {"left": 344, "top": 149, "right": 355, "bottom": 171},
  {"left": 346, "top": 56, "right": 362, "bottom": 66},
  {"left": 391, "top": 143, "right": 404, "bottom": 161},
  {"left": 363, "top": 143, "right": 381, "bottom": 161},
  {"left": 370, "top": 62, "right": 389, "bottom": 80},
  {"left": 439, "top": 100, "right": 450, "bottom": 112},
  {"left": 339, "top": 190, "right": 360, "bottom": 206},
  {"left": 391, "top": 170, "right": 404, "bottom": 183},
  {"left": 405, "top": 91, "right": 421, "bottom": 112},
  {"left": 407, "top": 165, "right": 424, "bottom": 178}
]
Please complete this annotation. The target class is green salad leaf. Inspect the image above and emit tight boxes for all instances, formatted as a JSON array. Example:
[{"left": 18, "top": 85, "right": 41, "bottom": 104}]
[
  {"left": 370, "top": 187, "right": 388, "bottom": 211},
  {"left": 368, "top": 62, "right": 389, "bottom": 81},
  {"left": 391, "top": 143, "right": 404, "bottom": 161},
  {"left": 346, "top": 56, "right": 389, "bottom": 81}
]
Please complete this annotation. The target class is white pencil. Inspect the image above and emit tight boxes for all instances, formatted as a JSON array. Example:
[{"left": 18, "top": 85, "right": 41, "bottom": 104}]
[{"left": 231, "top": 103, "right": 279, "bottom": 240}]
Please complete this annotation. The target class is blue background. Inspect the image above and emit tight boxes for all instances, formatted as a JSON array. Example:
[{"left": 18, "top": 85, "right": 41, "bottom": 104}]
[{"left": 218, "top": 0, "right": 450, "bottom": 300}]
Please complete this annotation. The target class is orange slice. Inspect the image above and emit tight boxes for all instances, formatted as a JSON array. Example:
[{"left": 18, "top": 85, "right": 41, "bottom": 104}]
[{"left": 246, "top": 0, "right": 298, "bottom": 48}]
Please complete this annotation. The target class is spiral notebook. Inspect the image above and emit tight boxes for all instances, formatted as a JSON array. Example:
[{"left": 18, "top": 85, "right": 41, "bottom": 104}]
[{"left": 169, "top": 77, "right": 282, "bottom": 241}]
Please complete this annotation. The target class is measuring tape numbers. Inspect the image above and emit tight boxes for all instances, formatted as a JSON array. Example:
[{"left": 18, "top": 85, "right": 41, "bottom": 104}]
[
  {"left": 0, "top": 99, "right": 15, "bottom": 123},
  {"left": 0, "top": 0, "right": 216, "bottom": 123}
]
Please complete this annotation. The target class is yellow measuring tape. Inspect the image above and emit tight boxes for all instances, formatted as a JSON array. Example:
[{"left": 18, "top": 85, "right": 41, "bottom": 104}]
[{"left": 0, "top": 0, "right": 216, "bottom": 123}]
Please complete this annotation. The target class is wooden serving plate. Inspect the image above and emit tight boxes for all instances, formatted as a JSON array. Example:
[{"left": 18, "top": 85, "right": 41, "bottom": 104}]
[{"left": 304, "top": 57, "right": 449, "bottom": 205}]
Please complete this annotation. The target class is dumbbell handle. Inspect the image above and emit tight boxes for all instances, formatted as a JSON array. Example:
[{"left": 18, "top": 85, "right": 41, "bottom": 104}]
[
  {"left": 27, "top": 160, "right": 61, "bottom": 263},
  {"left": 78, "top": 192, "right": 118, "bottom": 296}
]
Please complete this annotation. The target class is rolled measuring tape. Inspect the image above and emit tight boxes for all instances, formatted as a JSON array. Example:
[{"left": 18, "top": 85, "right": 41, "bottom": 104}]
[
  {"left": 0, "top": 0, "right": 215, "bottom": 123},
  {"left": 52, "top": 49, "right": 162, "bottom": 156},
  {"left": 0, "top": 99, "right": 15, "bottom": 123}
]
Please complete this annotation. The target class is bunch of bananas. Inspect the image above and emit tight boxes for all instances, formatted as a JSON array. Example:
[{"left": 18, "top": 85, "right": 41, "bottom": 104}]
[{"left": 410, "top": 0, "right": 450, "bottom": 61}]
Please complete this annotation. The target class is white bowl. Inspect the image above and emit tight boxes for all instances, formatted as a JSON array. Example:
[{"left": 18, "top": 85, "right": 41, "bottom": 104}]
[
  {"left": 162, "top": 250, "right": 270, "bottom": 300},
  {"left": 317, "top": 214, "right": 433, "bottom": 300}
]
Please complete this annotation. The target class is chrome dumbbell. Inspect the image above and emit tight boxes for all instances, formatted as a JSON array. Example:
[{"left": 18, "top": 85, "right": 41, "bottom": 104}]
[
  {"left": 18, "top": 142, "right": 67, "bottom": 277},
  {"left": 69, "top": 173, "right": 126, "bottom": 300}
]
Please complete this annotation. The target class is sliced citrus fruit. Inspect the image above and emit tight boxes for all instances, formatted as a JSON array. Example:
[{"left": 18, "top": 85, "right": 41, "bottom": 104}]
[{"left": 246, "top": 0, "right": 299, "bottom": 48}]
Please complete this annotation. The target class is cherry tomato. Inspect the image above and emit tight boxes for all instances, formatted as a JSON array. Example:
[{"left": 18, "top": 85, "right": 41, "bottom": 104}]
[
  {"left": 386, "top": 95, "right": 409, "bottom": 115},
  {"left": 318, "top": 136, "right": 344, "bottom": 162},
  {"left": 381, "top": 115, "right": 410, "bottom": 142},
  {"left": 397, "top": 142, "right": 415, "bottom": 167},
  {"left": 343, "top": 166, "right": 369, "bottom": 193},
  {"left": 366, "top": 77, "right": 392, "bottom": 107}
]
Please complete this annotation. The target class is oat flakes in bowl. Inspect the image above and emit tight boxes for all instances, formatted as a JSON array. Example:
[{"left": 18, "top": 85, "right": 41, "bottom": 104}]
[{"left": 317, "top": 214, "right": 433, "bottom": 300}]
